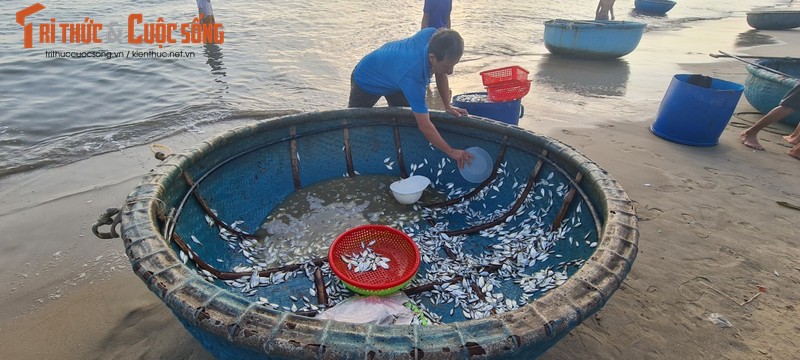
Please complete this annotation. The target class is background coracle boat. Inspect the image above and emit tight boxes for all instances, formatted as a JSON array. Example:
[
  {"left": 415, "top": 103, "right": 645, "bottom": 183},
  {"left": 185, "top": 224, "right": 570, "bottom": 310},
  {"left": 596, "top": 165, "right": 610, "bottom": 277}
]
[
  {"left": 543, "top": 19, "right": 647, "bottom": 59},
  {"left": 108, "top": 108, "right": 638, "bottom": 359},
  {"left": 634, "top": 0, "right": 677, "bottom": 15},
  {"left": 746, "top": 10, "right": 800, "bottom": 30},
  {"left": 743, "top": 58, "right": 800, "bottom": 127}
]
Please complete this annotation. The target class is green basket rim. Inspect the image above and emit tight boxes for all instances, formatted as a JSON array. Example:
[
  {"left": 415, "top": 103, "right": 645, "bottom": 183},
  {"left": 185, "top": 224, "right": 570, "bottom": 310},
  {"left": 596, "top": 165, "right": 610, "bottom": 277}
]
[{"left": 342, "top": 276, "right": 415, "bottom": 296}]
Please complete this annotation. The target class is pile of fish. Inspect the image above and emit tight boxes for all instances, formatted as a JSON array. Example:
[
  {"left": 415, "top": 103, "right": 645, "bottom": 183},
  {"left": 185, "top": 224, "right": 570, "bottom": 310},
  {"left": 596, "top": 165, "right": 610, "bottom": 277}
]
[
  {"left": 340, "top": 241, "right": 391, "bottom": 273},
  {"left": 453, "top": 93, "right": 490, "bottom": 103},
  {"left": 179, "top": 159, "right": 594, "bottom": 324}
]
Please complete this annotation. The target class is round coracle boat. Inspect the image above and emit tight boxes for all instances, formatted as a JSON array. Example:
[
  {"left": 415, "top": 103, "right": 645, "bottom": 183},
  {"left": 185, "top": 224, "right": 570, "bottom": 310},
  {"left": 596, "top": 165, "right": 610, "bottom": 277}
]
[
  {"left": 744, "top": 59, "right": 800, "bottom": 127},
  {"left": 634, "top": 0, "right": 677, "bottom": 15},
  {"left": 543, "top": 19, "right": 646, "bottom": 59},
  {"left": 746, "top": 10, "right": 800, "bottom": 30},
  {"left": 116, "top": 108, "right": 638, "bottom": 359}
]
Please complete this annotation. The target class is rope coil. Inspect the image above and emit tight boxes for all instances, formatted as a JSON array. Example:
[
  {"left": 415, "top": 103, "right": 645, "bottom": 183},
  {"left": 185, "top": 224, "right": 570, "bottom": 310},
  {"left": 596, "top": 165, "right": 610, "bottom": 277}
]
[{"left": 92, "top": 207, "right": 122, "bottom": 239}]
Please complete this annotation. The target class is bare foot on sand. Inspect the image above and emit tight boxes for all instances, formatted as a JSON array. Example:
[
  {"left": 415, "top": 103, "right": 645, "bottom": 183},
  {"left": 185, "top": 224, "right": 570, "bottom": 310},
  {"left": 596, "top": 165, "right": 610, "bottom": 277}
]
[
  {"left": 740, "top": 131, "right": 764, "bottom": 150},
  {"left": 784, "top": 134, "right": 800, "bottom": 145},
  {"left": 789, "top": 144, "right": 800, "bottom": 160}
]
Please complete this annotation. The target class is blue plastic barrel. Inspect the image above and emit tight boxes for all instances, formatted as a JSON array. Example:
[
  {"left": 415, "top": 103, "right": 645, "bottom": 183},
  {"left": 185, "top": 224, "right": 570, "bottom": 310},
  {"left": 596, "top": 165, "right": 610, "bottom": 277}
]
[
  {"left": 650, "top": 74, "right": 744, "bottom": 147},
  {"left": 452, "top": 92, "right": 524, "bottom": 126}
]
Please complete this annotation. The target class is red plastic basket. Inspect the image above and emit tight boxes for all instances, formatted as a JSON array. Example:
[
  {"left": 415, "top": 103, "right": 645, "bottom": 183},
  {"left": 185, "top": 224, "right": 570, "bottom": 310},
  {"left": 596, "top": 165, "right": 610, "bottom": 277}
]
[
  {"left": 480, "top": 66, "right": 529, "bottom": 87},
  {"left": 486, "top": 80, "right": 532, "bottom": 102},
  {"left": 328, "top": 225, "right": 420, "bottom": 295}
]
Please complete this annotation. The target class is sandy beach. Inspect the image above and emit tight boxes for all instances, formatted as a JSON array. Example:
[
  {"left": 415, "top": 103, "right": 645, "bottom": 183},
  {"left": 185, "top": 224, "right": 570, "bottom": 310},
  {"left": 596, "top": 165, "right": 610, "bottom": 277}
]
[{"left": 1, "top": 13, "right": 799, "bottom": 360}]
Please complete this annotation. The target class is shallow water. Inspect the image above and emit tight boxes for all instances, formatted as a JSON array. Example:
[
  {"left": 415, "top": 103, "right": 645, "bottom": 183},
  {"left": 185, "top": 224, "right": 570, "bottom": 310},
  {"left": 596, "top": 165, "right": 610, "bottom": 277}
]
[
  {"left": 252, "top": 175, "right": 441, "bottom": 267},
  {"left": 0, "top": 0, "right": 792, "bottom": 178}
]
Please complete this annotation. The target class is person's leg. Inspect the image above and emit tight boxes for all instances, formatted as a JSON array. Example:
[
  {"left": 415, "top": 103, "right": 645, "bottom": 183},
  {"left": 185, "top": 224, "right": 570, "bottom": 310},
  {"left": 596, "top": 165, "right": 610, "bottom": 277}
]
[
  {"left": 740, "top": 105, "right": 795, "bottom": 150},
  {"left": 385, "top": 91, "right": 410, "bottom": 108},
  {"left": 776, "top": 85, "right": 800, "bottom": 145},
  {"left": 348, "top": 73, "right": 381, "bottom": 108},
  {"left": 788, "top": 142, "right": 800, "bottom": 160},
  {"left": 784, "top": 122, "right": 800, "bottom": 145}
]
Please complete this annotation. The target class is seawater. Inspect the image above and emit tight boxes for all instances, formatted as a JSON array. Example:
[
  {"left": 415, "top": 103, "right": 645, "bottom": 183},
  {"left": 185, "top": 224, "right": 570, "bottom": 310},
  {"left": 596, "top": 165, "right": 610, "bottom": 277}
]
[
  {"left": 0, "top": 0, "right": 792, "bottom": 178},
  {"left": 253, "top": 174, "right": 444, "bottom": 267}
]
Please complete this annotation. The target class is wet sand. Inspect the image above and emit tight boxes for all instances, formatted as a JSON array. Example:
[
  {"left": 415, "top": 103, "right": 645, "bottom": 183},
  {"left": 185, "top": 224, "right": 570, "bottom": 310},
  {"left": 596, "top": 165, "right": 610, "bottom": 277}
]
[{"left": 2, "top": 16, "right": 799, "bottom": 360}]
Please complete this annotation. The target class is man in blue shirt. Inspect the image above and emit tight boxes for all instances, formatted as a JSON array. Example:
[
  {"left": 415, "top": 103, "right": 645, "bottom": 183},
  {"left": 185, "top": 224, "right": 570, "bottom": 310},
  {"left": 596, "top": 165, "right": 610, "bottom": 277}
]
[
  {"left": 348, "top": 28, "right": 472, "bottom": 168},
  {"left": 421, "top": 0, "right": 452, "bottom": 29}
]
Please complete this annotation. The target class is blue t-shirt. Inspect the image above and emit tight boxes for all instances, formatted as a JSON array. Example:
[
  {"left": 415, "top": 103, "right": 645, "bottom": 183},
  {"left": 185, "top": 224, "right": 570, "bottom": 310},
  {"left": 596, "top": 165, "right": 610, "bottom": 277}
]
[
  {"left": 353, "top": 28, "right": 435, "bottom": 113},
  {"left": 424, "top": 0, "right": 452, "bottom": 29}
]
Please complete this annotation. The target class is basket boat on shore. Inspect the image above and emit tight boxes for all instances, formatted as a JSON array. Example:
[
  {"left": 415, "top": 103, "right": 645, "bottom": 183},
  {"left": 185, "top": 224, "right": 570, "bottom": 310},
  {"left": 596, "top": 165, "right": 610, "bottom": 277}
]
[
  {"left": 746, "top": 10, "right": 800, "bottom": 30},
  {"left": 744, "top": 58, "right": 800, "bottom": 127},
  {"left": 634, "top": 0, "right": 677, "bottom": 15},
  {"left": 113, "top": 108, "right": 638, "bottom": 359},
  {"left": 543, "top": 19, "right": 647, "bottom": 59}
]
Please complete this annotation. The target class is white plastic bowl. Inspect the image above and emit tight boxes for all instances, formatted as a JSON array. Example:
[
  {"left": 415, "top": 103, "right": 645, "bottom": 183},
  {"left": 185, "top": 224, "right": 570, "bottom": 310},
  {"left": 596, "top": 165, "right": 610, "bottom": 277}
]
[{"left": 389, "top": 175, "right": 431, "bottom": 205}]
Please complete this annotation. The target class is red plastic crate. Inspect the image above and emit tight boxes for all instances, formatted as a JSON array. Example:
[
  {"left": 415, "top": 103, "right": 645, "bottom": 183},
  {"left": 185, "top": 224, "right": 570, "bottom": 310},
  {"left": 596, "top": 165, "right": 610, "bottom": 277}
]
[
  {"left": 486, "top": 80, "right": 531, "bottom": 102},
  {"left": 480, "top": 66, "right": 529, "bottom": 87}
]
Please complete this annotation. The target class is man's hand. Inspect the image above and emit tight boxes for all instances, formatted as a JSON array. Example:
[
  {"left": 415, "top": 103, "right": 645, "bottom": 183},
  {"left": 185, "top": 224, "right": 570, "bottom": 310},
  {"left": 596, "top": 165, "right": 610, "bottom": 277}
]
[
  {"left": 448, "top": 148, "right": 474, "bottom": 169},
  {"left": 445, "top": 105, "right": 468, "bottom": 117}
]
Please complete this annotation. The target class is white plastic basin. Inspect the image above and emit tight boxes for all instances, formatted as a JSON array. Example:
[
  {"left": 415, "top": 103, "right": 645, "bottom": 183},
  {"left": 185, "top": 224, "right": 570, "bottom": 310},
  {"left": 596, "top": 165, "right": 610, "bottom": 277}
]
[{"left": 389, "top": 175, "right": 431, "bottom": 204}]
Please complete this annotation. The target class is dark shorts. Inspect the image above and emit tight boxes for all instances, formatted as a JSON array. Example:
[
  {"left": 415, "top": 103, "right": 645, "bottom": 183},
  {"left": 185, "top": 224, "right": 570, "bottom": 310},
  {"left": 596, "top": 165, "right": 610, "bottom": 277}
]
[
  {"left": 347, "top": 71, "right": 410, "bottom": 108},
  {"left": 780, "top": 84, "right": 800, "bottom": 110}
]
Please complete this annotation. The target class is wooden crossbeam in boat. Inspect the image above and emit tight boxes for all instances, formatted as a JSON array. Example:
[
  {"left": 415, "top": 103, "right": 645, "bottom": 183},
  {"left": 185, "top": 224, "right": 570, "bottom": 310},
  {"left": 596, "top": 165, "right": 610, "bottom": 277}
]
[
  {"left": 181, "top": 172, "right": 259, "bottom": 240},
  {"left": 289, "top": 127, "right": 301, "bottom": 190},
  {"left": 342, "top": 122, "right": 355, "bottom": 177},
  {"left": 393, "top": 123, "right": 409, "bottom": 178},
  {"left": 165, "top": 229, "right": 326, "bottom": 282},
  {"left": 551, "top": 172, "right": 584, "bottom": 232},
  {"left": 425, "top": 136, "right": 510, "bottom": 209},
  {"left": 442, "top": 245, "right": 496, "bottom": 314},
  {"left": 313, "top": 268, "right": 329, "bottom": 305},
  {"left": 443, "top": 149, "right": 548, "bottom": 236}
]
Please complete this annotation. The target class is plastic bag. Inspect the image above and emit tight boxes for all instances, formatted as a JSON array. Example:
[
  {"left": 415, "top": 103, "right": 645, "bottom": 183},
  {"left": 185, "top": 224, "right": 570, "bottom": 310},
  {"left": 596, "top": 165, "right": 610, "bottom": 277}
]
[
  {"left": 706, "top": 313, "right": 733, "bottom": 328},
  {"left": 316, "top": 292, "right": 416, "bottom": 325}
]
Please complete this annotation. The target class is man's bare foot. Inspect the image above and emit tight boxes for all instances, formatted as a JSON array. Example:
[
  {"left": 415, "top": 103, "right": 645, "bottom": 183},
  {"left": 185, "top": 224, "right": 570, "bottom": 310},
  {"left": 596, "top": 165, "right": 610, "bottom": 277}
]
[
  {"left": 784, "top": 134, "right": 800, "bottom": 145},
  {"left": 740, "top": 131, "right": 764, "bottom": 150},
  {"left": 789, "top": 144, "right": 800, "bottom": 160}
]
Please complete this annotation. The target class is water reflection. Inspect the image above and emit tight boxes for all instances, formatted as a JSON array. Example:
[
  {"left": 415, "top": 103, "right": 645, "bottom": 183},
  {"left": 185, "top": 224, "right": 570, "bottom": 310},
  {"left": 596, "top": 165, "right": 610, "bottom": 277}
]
[
  {"left": 629, "top": 9, "right": 669, "bottom": 19},
  {"left": 735, "top": 30, "right": 778, "bottom": 48},
  {"left": 535, "top": 55, "right": 631, "bottom": 97},
  {"left": 203, "top": 43, "right": 228, "bottom": 94}
]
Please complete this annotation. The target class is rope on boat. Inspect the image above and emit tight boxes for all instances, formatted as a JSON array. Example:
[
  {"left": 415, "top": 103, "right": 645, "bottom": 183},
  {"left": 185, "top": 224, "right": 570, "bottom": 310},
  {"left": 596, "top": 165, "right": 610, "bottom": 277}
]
[{"left": 92, "top": 207, "right": 122, "bottom": 239}]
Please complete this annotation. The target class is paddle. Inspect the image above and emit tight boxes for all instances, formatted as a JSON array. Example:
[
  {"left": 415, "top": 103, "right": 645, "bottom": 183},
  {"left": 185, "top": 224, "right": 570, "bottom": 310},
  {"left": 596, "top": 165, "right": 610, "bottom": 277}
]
[
  {"left": 716, "top": 50, "right": 798, "bottom": 79},
  {"left": 709, "top": 53, "right": 800, "bottom": 61}
]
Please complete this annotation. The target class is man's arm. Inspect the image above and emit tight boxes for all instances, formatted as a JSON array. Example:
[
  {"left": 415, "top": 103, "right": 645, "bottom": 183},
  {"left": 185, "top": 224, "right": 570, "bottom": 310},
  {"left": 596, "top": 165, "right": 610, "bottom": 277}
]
[
  {"left": 434, "top": 72, "right": 468, "bottom": 116},
  {"left": 413, "top": 112, "right": 471, "bottom": 168},
  {"left": 421, "top": 13, "right": 430, "bottom": 29}
]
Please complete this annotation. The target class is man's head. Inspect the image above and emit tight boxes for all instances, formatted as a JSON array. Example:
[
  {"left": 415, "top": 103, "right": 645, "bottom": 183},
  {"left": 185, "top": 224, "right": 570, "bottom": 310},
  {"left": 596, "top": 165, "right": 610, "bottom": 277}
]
[{"left": 428, "top": 29, "right": 463, "bottom": 75}]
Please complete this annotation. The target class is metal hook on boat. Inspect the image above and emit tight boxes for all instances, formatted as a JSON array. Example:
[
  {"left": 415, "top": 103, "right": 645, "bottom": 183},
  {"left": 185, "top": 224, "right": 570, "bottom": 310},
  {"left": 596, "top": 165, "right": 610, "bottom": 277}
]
[{"left": 92, "top": 207, "right": 122, "bottom": 239}]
